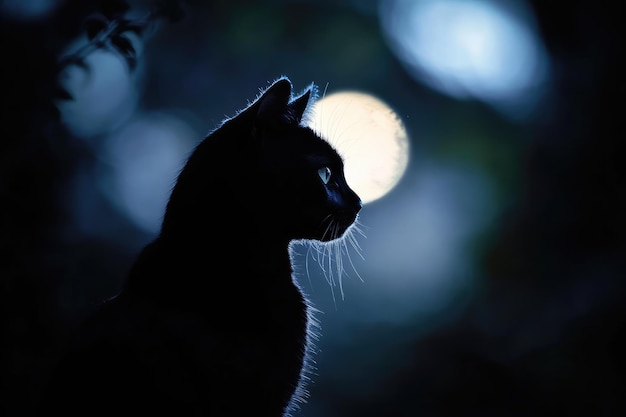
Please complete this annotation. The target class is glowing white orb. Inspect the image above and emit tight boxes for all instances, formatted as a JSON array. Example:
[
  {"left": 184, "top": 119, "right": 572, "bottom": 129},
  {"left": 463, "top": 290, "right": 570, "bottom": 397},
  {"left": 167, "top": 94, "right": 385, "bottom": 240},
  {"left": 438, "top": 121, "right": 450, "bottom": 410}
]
[{"left": 308, "top": 92, "right": 410, "bottom": 204}]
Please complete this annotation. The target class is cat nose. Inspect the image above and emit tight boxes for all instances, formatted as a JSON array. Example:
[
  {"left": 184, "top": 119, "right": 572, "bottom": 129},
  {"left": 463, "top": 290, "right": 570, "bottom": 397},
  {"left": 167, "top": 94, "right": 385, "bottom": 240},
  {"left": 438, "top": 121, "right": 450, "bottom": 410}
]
[{"left": 355, "top": 199, "right": 362, "bottom": 214}]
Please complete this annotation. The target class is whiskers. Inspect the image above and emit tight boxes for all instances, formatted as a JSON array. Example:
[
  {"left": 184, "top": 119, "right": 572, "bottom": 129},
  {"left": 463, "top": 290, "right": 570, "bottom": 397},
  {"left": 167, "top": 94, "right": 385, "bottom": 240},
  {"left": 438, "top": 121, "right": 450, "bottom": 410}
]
[{"left": 305, "top": 216, "right": 366, "bottom": 304}]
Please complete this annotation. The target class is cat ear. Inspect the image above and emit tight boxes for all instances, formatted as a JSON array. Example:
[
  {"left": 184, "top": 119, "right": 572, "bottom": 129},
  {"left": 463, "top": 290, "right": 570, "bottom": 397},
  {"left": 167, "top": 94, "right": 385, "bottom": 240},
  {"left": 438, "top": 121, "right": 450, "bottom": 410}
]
[
  {"left": 256, "top": 77, "right": 294, "bottom": 128},
  {"left": 289, "top": 88, "right": 312, "bottom": 123}
]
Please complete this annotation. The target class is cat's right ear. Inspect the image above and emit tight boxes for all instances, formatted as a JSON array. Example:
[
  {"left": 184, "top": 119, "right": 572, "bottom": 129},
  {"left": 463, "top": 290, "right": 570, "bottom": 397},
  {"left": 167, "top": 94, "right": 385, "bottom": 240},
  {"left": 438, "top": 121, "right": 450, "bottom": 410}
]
[
  {"left": 256, "top": 77, "right": 294, "bottom": 130},
  {"left": 290, "top": 88, "right": 312, "bottom": 123}
]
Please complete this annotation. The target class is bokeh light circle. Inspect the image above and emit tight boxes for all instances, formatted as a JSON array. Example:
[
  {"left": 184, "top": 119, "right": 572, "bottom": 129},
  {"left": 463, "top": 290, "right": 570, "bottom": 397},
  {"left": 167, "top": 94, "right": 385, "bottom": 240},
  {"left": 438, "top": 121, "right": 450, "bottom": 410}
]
[
  {"left": 99, "top": 112, "right": 196, "bottom": 234},
  {"left": 379, "top": 0, "right": 550, "bottom": 120},
  {"left": 308, "top": 92, "right": 410, "bottom": 204}
]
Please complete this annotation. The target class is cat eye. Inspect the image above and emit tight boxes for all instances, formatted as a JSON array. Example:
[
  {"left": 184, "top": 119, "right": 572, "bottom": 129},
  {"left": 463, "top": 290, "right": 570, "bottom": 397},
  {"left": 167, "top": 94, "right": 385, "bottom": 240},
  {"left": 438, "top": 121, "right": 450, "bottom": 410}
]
[{"left": 318, "top": 167, "right": 332, "bottom": 184}]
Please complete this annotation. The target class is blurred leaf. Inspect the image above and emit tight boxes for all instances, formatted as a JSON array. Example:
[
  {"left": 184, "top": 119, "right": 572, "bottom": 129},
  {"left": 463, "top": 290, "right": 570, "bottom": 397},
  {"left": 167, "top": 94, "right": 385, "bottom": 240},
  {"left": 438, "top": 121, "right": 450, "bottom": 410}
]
[
  {"left": 110, "top": 34, "right": 134, "bottom": 56},
  {"left": 84, "top": 15, "right": 109, "bottom": 40},
  {"left": 110, "top": 34, "right": 137, "bottom": 69},
  {"left": 122, "top": 21, "right": 145, "bottom": 36}
]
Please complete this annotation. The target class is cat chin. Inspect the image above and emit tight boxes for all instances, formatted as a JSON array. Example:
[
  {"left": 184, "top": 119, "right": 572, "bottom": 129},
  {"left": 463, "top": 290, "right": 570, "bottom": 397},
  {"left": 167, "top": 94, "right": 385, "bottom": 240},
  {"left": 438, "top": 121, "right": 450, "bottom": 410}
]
[
  {"left": 314, "top": 227, "right": 353, "bottom": 243},
  {"left": 290, "top": 231, "right": 348, "bottom": 244},
  {"left": 319, "top": 215, "right": 359, "bottom": 242}
]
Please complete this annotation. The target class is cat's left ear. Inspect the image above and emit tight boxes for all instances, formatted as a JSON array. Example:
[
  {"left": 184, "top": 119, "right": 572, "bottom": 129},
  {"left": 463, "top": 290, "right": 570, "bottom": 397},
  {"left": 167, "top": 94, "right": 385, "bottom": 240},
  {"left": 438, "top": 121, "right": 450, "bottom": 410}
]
[
  {"left": 256, "top": 77, "right": 314, "bottom": 129},
  {"left": 257, "top": 77, "right": 295, "bottom": 129}
]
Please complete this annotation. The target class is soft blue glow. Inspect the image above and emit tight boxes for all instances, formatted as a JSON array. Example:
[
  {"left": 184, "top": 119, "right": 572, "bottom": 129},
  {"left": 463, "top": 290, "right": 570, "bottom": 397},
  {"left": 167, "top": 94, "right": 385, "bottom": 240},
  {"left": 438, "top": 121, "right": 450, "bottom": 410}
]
[
  {"left": 57, "top": 49, "right": 138, "bottom": 138},
  {"left": 0, "top": 0, "right": 61, "bottom": 21},
  {"left": 98, "top": 113, "right": 196, "bottom": 234},
  {"left": 320, "top": 162, "right": 497, "bottom": 323},
  {"left": 380, "top": 0, "right": 550, "bottom": 119}
]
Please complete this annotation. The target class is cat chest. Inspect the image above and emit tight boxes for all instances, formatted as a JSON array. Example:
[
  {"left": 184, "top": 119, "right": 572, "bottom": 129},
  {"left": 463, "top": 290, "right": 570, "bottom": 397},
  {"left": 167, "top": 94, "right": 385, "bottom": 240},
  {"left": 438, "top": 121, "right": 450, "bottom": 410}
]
[
  {"left": 158, "top": 297, "right": 308, "bottom": 348},
  {"left": 133, "top": 301, "right": 309, "bottom": 411},
  {"left": 219, "top": 298, "right": 310, "bottom": 375}
]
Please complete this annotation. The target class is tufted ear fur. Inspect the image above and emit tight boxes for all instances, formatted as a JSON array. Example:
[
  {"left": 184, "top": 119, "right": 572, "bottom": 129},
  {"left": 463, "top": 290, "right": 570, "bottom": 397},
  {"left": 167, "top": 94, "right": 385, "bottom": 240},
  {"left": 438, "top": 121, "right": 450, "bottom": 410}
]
[
  {"left": 256, "top": 77, "right": 313, "bottom": 130},
  {"left": 256, "top": 78, "right": 294, "bottom": 129}
]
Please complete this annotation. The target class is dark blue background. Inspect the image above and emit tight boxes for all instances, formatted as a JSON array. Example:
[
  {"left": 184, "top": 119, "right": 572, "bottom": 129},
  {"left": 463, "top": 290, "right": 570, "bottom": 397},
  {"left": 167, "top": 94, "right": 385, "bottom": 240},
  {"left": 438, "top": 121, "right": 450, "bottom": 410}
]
[{"left": 1, "top": 1, "right": 623, "bottom": 416}]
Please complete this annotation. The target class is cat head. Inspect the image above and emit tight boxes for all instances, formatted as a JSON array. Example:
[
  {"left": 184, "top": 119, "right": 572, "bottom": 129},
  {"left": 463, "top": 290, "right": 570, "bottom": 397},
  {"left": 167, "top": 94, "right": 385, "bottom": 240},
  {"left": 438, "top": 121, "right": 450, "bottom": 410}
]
[{"left": 162, "top": 76, "right": 362, "bottom": 245}]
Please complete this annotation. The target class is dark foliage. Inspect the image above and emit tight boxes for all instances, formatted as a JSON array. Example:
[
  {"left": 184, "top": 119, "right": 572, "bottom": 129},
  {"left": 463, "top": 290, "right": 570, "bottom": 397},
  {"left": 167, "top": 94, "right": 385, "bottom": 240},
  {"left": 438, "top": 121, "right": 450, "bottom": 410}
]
[
  {"left": 0, "top": 1, "right": 185, "bottom": 415},
  {"left": 57, "top": 0, "right": 187, "bottom": 97}
]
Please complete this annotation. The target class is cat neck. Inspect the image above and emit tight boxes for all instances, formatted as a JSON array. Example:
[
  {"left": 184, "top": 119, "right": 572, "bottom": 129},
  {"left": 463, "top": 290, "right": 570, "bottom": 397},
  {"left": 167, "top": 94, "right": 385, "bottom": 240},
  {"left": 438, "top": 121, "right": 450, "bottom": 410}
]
[{"left": 123, "top": 221, "right": 299, "bottom": 314}]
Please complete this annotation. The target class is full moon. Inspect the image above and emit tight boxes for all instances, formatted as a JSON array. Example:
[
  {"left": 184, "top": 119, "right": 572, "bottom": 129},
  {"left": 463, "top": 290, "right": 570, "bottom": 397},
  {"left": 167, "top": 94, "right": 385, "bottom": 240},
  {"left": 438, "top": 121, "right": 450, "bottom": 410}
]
[{"left": 307, "top": 91, "right": 410, "bottom": 204}]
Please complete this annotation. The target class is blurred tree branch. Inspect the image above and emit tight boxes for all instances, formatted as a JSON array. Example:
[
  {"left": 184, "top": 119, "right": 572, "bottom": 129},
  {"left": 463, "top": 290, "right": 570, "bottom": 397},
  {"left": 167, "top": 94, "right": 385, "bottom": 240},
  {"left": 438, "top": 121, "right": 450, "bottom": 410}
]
[{"left": 56, "top": 0, "right": 187, "bottom": 100}]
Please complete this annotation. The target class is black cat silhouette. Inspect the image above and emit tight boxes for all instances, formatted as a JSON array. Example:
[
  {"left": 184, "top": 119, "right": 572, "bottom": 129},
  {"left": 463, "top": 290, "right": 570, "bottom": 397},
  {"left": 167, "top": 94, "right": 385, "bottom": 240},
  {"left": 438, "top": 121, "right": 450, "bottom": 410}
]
[{"left": 38, "top": 76, "right": 362, "bottom": 416}]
